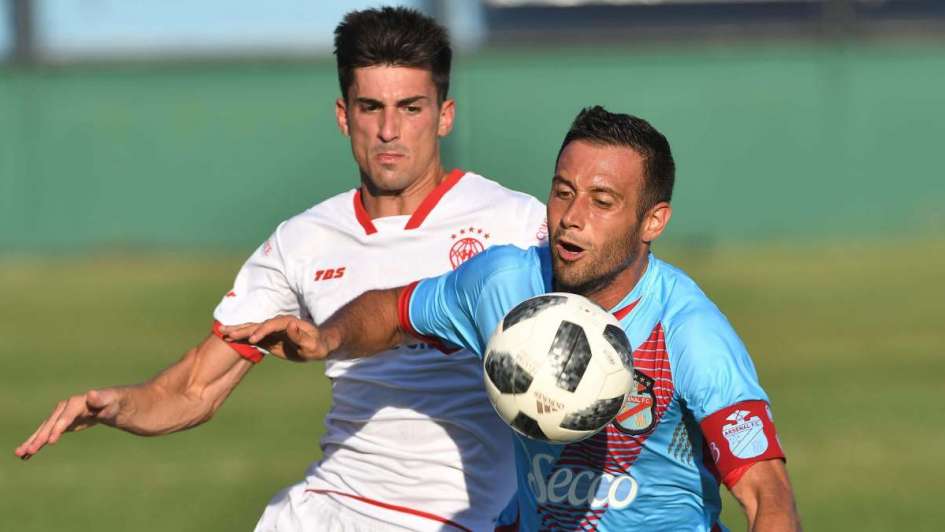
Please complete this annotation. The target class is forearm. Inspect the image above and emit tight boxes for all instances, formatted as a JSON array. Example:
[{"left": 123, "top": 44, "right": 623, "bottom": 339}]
[
  {"left": 733, "top": 460, "right": 801, "bottom": 532},
  {"left": 321, "top": 288, "right": 407, "bottom": 357},
  {"left": 110, "top": 344, "right": 253, "bottom": 436},
  {"left": 747, "top": 500, "right": 802, "bottom": 532}
]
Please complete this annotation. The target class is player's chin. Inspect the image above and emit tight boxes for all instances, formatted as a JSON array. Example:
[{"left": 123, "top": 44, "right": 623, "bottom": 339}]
[{"left": 551, "top": 261, "right": 587, "bottom": 291}]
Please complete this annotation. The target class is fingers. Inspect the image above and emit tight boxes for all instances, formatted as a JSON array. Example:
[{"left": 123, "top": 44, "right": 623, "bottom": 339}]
[
  {"left": 15, "top": 400, "right": 67, "bottom": 459},
  {"left": 16, "top": 395, "right": 86, "bottom": 459},
  {"left": 286, "top": 320, "right": 329, "bottom": 360},
  {"left": 15, "top": 391, "right": 109, "bottom": 460},
  {"left": 218, "top": 322, "right": 261, "bottom": 341},
  {"left": 220, "top": 316, "right": 328, "bottom": 361},
  {"left": 248, "top": 316, "right": 297, "bottom": 344}
]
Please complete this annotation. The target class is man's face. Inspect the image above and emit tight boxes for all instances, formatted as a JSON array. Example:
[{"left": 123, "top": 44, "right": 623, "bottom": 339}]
[
  {"left": 548, "top": 140, "right": 652, "bottom": 296},
  {"left": 336, "top": 66, "right": 454, "bottom": 193}
]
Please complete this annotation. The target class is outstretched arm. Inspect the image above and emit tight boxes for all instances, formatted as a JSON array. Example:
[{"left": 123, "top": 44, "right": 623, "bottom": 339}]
[
  {"left": 221, "top": 287, "right": 409, "bottom": 361},
  {"left": 729, "top": 459, "right": 802, "bottom": 531},
  {"left": 15, "top": 335, "right": 253, "bottom": 459}
]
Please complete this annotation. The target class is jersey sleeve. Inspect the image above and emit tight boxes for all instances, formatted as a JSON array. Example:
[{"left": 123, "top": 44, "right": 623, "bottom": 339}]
[
  {"left": 667, "top": 306, "right": 785, "bottom": 487},
  {"left": 518, "top": 197, "right": 548, "bottom": 249},
  {"left": 400, "top": 246, "right": 542, "bottom": 358},
  {"left": 211, "top": 222, "right": 302, "bottom": 362}
]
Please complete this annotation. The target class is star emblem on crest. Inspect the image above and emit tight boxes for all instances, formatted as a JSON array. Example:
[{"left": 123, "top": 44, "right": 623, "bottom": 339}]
[{"left": 451, "top": 226, "right": 489, "bottom": 240}]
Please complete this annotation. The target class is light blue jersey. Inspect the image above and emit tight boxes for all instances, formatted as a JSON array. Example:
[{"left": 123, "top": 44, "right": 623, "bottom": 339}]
[{"left": 403, "top": 245, "right": 785, "bottom": 531}]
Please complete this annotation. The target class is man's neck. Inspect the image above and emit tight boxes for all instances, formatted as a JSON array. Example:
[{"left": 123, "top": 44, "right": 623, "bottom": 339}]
[
  {"left": 586, "top": 250, "right": 650, "bottom": 311},
  {"left": 359, "top": 164, "right": 446, "bottom": 219}
]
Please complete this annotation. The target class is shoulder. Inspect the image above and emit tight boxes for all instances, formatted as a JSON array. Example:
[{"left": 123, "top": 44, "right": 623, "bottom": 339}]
[
  {"left": 271, "top": 190, "right": 359, "bottom": 248},
  {"left": 456, "top": 172, "right": 545, "bottom": 212},
  {"left": 652, "top": 258, "right": 741, "bottom": 356}
]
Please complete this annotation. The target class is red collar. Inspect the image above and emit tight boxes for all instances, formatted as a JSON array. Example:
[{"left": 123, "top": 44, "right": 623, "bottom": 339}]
[
  {"left": 353, "top": 169, "right": 465, "bottom": 235},
  {"left": 612, "top": 298, "right": 641, "bottom": 321}
]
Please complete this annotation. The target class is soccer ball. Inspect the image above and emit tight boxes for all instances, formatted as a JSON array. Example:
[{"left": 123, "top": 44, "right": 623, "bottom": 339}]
[{"left": 483, "top": 293, "right": 634, "bottom": 443}]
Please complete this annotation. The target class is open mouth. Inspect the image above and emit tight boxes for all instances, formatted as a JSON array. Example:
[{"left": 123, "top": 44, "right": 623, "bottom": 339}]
[{"left": 555, "top": 239, "right": 586, "bottom": 262}]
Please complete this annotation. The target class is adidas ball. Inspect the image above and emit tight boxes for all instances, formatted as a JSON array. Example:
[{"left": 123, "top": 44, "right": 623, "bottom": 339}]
[{"left": 483, "top": 293, "right": 634, "bottom": 444}]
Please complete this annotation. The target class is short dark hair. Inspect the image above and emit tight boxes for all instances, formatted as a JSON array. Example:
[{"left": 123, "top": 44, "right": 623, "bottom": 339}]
[
  {"left": 334, "top": 7, "right": 452, "bottom": 103},
  {"left": 558, "top": 106, "right": 675, "bottom": 219}
]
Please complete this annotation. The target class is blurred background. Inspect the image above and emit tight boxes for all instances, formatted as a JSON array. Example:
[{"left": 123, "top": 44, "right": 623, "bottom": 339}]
[{"left": 2, "top": 1, "right": 943, "bottom": 530}]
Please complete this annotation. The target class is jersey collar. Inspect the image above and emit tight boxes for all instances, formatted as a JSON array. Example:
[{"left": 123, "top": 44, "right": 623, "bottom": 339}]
[
  {"left": 609, "top": 253, "right": 659, "bottom": 321},
  {"left": 353, "top": 169, "right": 466, "bottom": 235}
]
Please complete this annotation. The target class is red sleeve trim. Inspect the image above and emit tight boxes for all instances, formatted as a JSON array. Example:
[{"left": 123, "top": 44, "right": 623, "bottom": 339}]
[
  {"left": 211, "top": 320, "right": 264, "bottom": 363},
  {"left": 353, "top": 190, "right": 378, "bottom": 235},
  {"left": 397, "top": 281, "right": 423, "bottom": 338},
  {"left": 700, "top": 399, "right": 785, "bottom": 489},
  {"left": 396, "top": 281, "right": 458, "bottom": 356},
  {"left": 404, "top": 169, "right": 465, "bottom": 230}
]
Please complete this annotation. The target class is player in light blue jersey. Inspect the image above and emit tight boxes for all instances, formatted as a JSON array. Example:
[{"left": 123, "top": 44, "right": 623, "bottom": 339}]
[{"left": 223, "top": 107, "right": 801, "bottom": 531}]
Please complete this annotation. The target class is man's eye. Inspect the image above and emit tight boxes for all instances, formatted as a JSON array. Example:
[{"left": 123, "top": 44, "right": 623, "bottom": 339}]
[
  {"left": 360, "top": 104, "right": 380, "bottom": 112},
  {"left": 555, "top": 189, "right": 573, "bottom": 199},
  {"left": 405, "top": 106, "right": 421, "bottom": 114},
  {"left": 594, "top": 199, "right": 613, "bottom": 208}
]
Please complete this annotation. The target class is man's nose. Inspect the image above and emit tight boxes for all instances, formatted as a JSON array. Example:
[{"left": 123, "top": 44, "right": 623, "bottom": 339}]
[
  {"left": 378, "top": 108, "right": 400, "bottom": 143},
  {"left": 559, "top": 196, "right": 588, "bottom": 229}
]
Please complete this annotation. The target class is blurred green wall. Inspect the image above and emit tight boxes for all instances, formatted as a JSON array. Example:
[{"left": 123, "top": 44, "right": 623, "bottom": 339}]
[{"left": 2, "top": 41, "right": 944, "bottom": 252}]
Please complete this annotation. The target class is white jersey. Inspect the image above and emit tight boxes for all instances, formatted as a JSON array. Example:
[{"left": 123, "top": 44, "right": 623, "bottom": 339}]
[{"left": 213, "top": 170, "right": 547, "bottom": 531}]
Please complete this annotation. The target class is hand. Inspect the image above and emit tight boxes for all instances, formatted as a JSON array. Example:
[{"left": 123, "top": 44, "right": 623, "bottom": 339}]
[
  {"left": 15, "top": 388, "right": 125, "bottom": 460},
  {"left": 220, "top": 316, "right": 333, "bottom": 362}
]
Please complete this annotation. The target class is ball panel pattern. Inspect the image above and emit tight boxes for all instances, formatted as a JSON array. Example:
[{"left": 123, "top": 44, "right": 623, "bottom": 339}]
[
  {"left": 502, "top": 294, "right": 568, "bottom": 332},
  {"left": 484, "top": 350, "right": 534, "bottom": 394},
  {"left": 547, "top": 320, "right": 592, "bottom": 393},
  {"left": 603, "top": 323, "right": 634, "bottom": 370},
  {"left": 510, "top": 411, "right": 548, "bottom": 440},
  {"left": 559, "top": 395, "right": 625, "bottom": 431}
]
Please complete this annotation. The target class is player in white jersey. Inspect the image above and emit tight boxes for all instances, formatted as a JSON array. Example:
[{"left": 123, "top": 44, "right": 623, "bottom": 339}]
[
  {"left": 16, "top": 7, "right": 545, "bottom": 530},
  {"left": 229, "top": 169, "right": 544, "bottom": 531}
]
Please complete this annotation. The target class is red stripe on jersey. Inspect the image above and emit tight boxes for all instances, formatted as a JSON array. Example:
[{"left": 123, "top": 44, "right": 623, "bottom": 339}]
[
  {"left": 305, "top": 489, "right": 472, "bottom": 532},
  {"left": 352, "top": 189, "right": 378, "bottom": 235},
  {"left": 404, "top": 169, "right": 465, "bottom": 230},
  {"left": 699, "top": 399, "right": 785, "bottom": 489},
  {"left": 211, "top": 320, "right": 264, "bottom": 363},
  {"left": 612, "top": 298, "right": 640, "bottom": 320},
  {"left": 396, "top": 282, "right": 458, "bottom": 355},
  {"left": 538, "top": 323, "right": 673, "bottom": 529}
]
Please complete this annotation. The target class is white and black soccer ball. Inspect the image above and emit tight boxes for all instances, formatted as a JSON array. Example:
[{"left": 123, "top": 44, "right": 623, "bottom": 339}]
[{"left": 483, "top": 293, "right": 634, "bottom": 444}]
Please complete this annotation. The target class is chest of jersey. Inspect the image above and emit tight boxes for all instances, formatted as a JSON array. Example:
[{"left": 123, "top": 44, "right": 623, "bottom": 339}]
[{"left": 297, "top": 216, "right": 515, "bottom": 324}]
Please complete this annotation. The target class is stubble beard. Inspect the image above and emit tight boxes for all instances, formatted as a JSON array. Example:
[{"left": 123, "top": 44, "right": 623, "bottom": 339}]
[{"left": 551, "top": 224, "right": 641, "bottom": 299}]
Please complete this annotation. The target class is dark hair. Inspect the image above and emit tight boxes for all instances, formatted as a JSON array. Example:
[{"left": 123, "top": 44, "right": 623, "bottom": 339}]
[
  {"left": 334, "top": 7, "right": 452, "bottom": 103},
  {"left": 558, "top": 106, "right": 675, "bottom": 219}
]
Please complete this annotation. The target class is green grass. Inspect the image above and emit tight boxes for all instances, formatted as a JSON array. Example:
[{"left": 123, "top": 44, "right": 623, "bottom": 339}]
[{"left": 2, "top": 240, "right": 944, "bottom": 531}]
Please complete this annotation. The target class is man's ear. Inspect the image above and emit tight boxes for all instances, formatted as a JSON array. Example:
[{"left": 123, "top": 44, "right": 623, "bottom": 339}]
[
  {"left": 437, "top": 99, "right": 455, "bottom": 137},
  {"left": 336, "top": 97, "right": 350, "bottom": 137},
  {"left": 641, "top": 202, "right": 672, "bottom": 244}
]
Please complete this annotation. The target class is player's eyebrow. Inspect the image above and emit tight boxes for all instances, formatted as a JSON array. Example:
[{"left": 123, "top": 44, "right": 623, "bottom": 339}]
[
  {"left": 588, "top": 184, "right": 622, "bottom": 198},
  {"left": 354, "top": 97, "right": 382, "bottom": 107},
  {"left": 552, "top": 175, "right": 621, "bottom": 197},
  {"left": 354, "top": 96, "right": 429, "bottom": 107},
  {"left": 396, "top": 96, "right": 429, "bottom": 106},
  {"left": 552, "top": 175, "right": 575, "bottom": 188}
]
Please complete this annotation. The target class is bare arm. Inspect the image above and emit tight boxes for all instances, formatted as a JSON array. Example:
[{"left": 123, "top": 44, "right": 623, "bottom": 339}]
[
  {"left": 221, "top": 287, "right": 409, "bottom": 361},
  {"left": 729, "top": 459, "right": 802, "bottom": 531},
  {"left": 15, "top": 335, "right": 253, "bottom": 459}
]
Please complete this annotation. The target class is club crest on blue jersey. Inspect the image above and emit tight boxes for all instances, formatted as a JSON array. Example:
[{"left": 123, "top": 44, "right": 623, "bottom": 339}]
[
  {"left": 722, "top": 409, "right": 768, "bottom": 459},
  {"left": 613, "top": 371, "right": 657, "bottom": 435}
]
